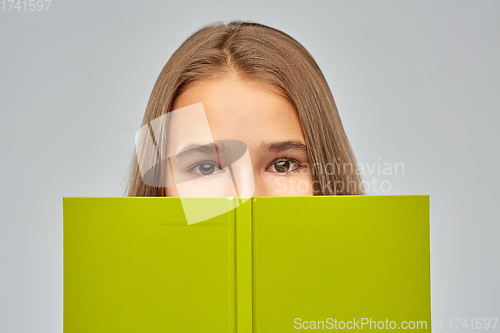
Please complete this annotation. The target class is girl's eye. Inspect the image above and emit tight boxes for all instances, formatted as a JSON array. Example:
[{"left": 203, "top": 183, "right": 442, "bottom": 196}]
[
  {"left": 268, "top": 158, "right": 300, "bottom": 174},
  {"left": 190, "top": 162, "right": 223, "bottom": 177}
]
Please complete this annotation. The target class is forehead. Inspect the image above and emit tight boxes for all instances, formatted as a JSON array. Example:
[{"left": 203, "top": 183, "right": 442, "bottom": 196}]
[{"left": 171, "top": 77, "right": 305, "bottom": 150}]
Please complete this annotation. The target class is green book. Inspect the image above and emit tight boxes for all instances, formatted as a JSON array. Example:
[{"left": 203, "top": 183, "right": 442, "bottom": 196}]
[{"left": 63, "top": 195, "right": 431, "bottom": 332}]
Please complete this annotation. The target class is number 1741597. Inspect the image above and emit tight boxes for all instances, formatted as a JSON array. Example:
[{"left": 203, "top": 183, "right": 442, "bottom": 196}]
[
  {"left": 1, "top": 0, "right": 52, "bottom": 11},
  {"left": 448, "top": 318, "right": 498, "bottom": 330}
]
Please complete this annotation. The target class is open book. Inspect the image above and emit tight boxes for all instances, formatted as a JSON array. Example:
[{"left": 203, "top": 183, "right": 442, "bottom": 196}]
[{"left": 63, "top": 195, "right": 431, "bottom": 332}]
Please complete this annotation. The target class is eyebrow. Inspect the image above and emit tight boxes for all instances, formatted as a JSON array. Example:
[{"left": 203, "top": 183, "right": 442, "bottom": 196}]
[
  {"left": 171, "top": 141, "right": 229, "bottom": 163},
  {"left": 172, "top": 140, "right": 308, "bottom": 163},
  {"left": 260, "top": 140, "right": 308, "bottom": 154}
]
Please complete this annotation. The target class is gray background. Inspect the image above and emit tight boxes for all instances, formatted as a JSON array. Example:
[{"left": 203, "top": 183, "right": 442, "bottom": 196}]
[{"left": 1, "top": 0, "right": 499, "bottom": 332}]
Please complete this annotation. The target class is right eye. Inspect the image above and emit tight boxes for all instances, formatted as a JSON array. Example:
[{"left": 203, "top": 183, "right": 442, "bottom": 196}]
[
  {"left": 189, "top": 161, "right": 224, "bottom": 177},
  {"left": 267, "top": 158, "right": 301, "bottom": 174}
]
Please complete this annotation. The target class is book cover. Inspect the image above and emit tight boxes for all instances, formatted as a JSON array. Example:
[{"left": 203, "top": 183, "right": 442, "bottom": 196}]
[{"left": 63, "top": 195, "right": 430, "bottom": 332}]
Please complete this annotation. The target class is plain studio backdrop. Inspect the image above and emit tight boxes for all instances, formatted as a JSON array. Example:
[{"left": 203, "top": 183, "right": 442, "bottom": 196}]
[{"left": 1, "top": 1, "right": 499, "bottom": 332}]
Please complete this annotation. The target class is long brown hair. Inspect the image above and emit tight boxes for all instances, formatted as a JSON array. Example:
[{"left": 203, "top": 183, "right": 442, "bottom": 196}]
[{"left": 126, "top": 20, "right": 364, "bottom": 196}]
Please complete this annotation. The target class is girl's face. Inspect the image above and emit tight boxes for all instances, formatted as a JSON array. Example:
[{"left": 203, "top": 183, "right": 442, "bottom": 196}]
[{"left": 166, "top": 76, "right": 314, "bottom": 197}]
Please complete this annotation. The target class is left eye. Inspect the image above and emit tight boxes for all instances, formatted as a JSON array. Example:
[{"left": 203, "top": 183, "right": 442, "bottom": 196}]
[
  {"left": 190, "top": 162, "right": 223, "bottom": 176},
  {"left": 267, "top": 159, "right": 300, "bottom": 173}
]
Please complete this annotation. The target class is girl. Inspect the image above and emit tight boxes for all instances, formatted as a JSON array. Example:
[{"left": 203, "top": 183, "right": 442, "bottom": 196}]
[{"left": 127, "top": 21, "right": 364, "bottom": 197}]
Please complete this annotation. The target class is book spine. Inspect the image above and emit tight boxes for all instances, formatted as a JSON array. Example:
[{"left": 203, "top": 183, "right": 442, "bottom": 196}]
[{"left": 235, "top": 198, "right": 253, "bottom": 333}]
